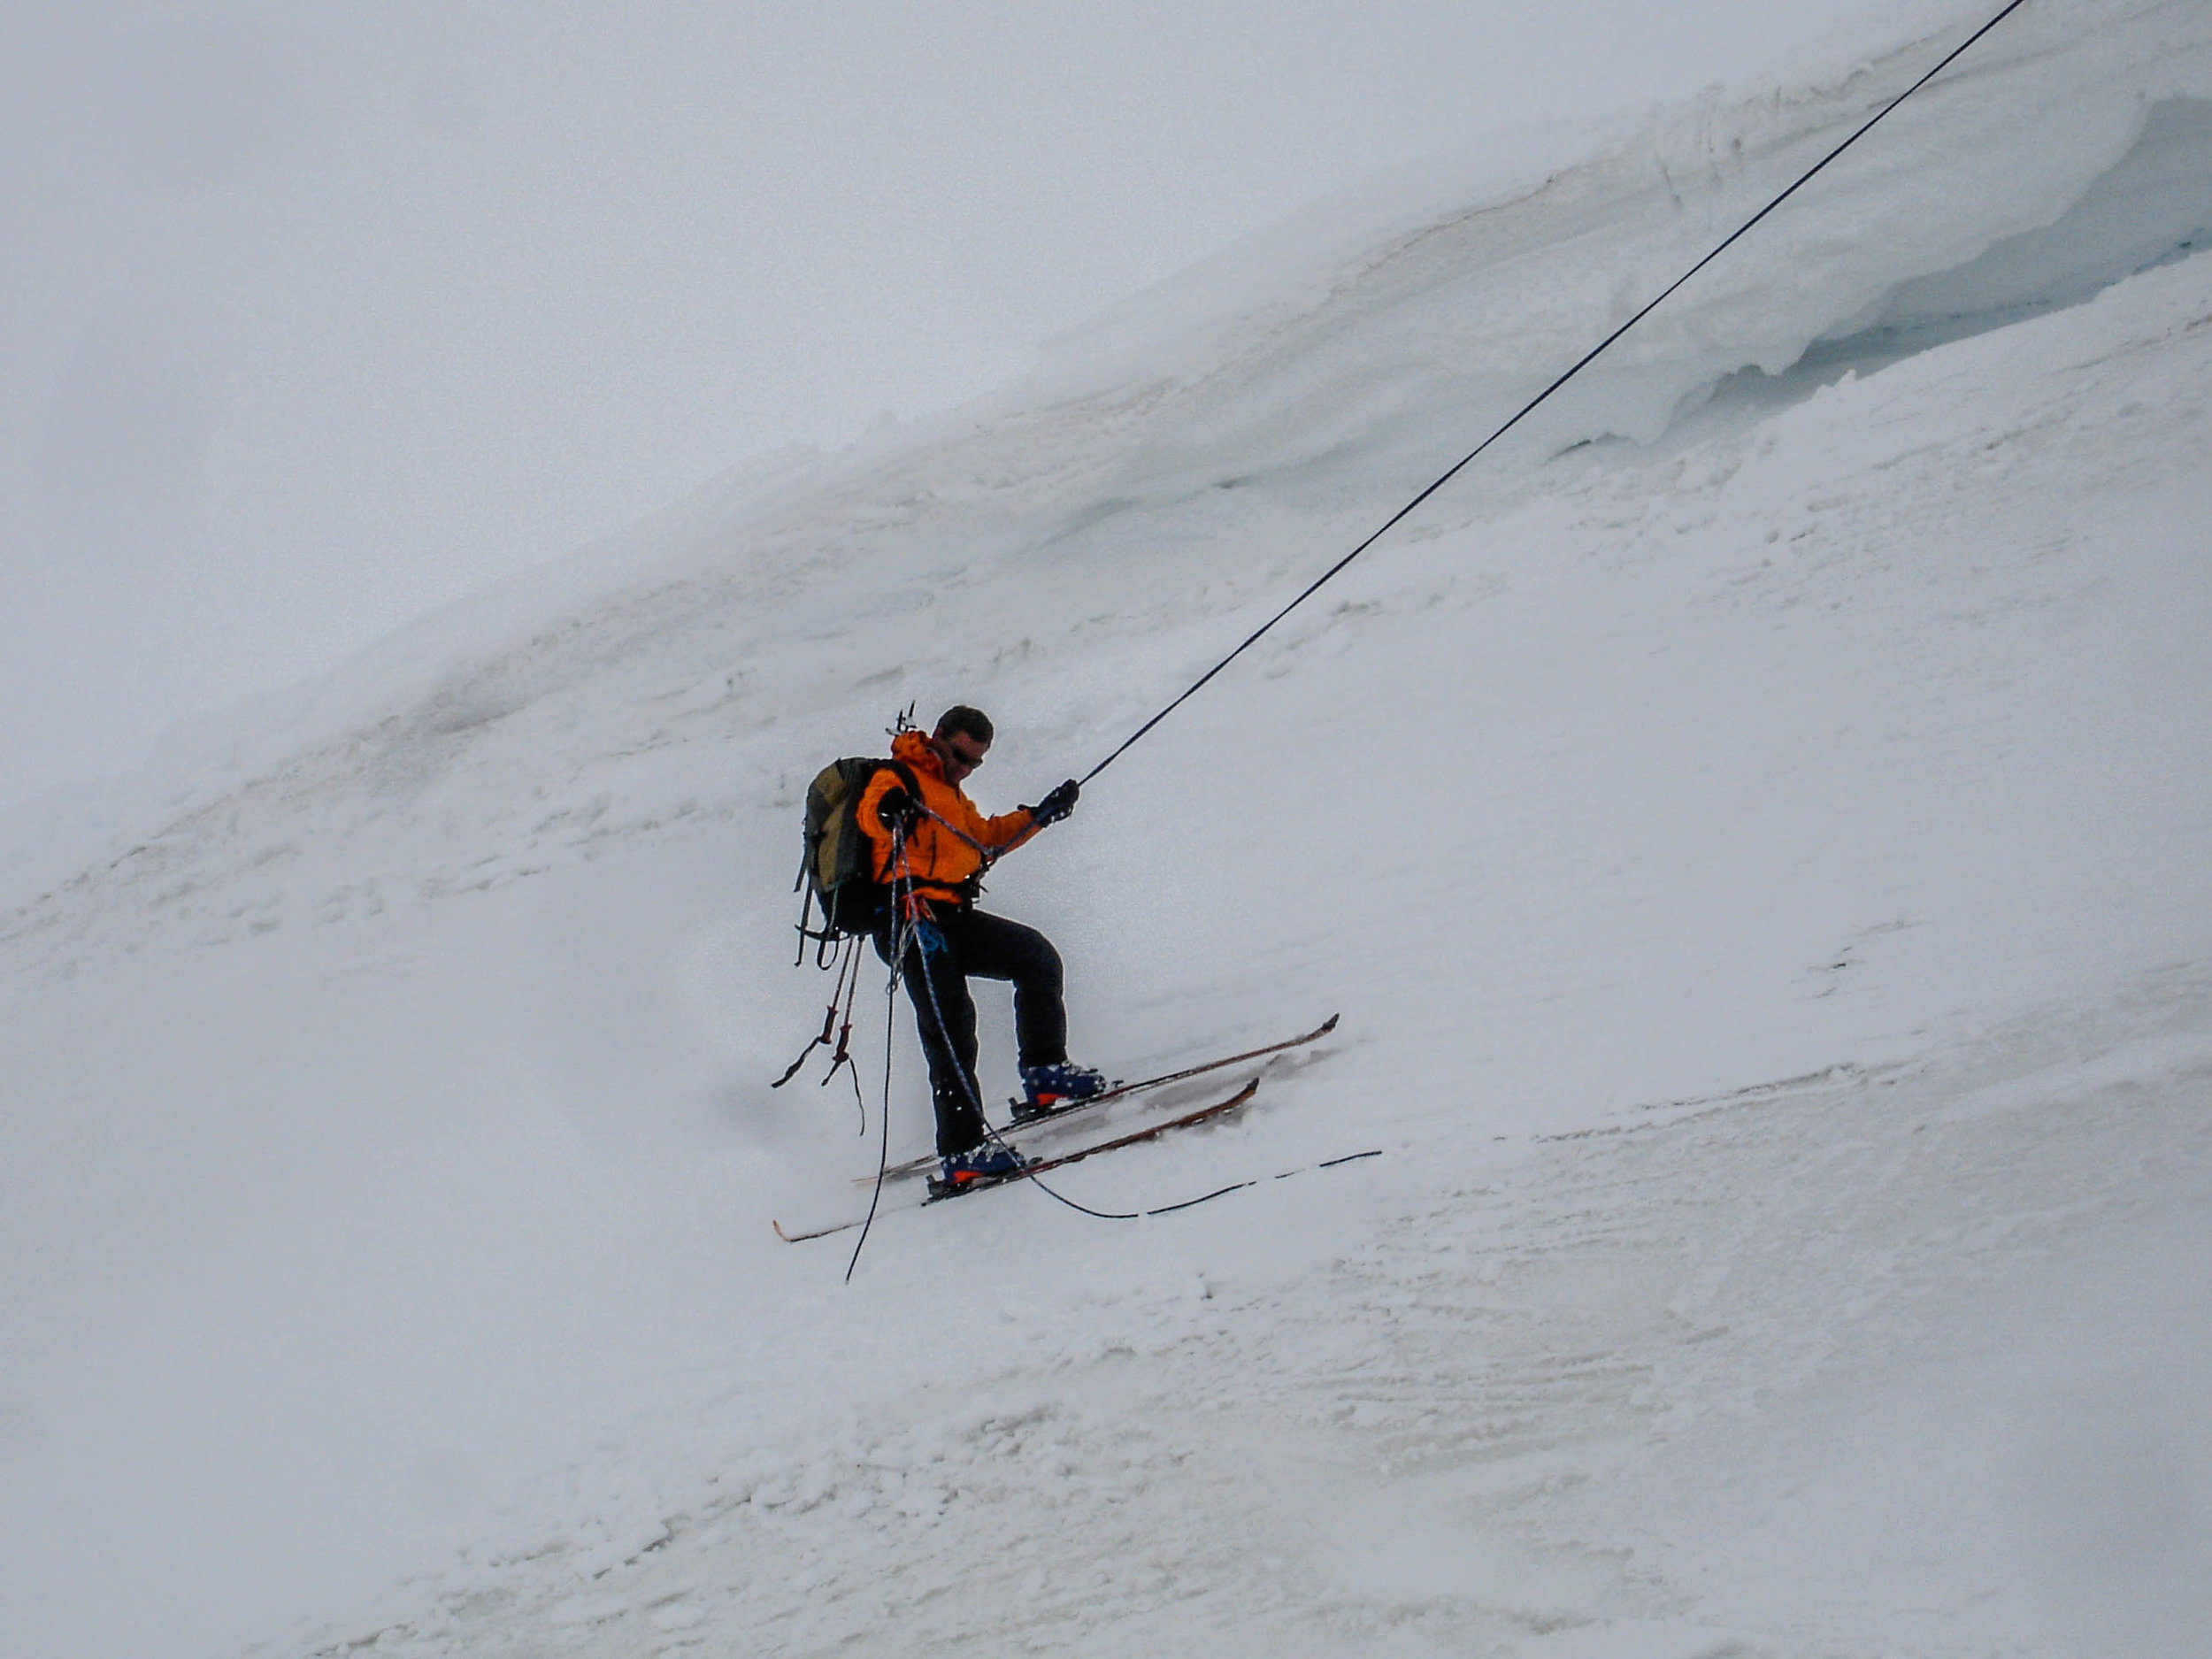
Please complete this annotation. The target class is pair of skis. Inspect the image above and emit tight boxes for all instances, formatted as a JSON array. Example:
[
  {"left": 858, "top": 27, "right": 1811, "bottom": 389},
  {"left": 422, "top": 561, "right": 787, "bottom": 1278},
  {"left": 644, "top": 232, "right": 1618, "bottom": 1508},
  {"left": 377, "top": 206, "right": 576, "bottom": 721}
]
[
  {"left": 861, "top": 1013, "right": 1339, "bottom": 1187},
  {"left": 775, "top": 1079, "right": 1261, "bottom": 1242},
  {"left": 775, "top": 1015, "right": 1339, "bottom": 1243}
]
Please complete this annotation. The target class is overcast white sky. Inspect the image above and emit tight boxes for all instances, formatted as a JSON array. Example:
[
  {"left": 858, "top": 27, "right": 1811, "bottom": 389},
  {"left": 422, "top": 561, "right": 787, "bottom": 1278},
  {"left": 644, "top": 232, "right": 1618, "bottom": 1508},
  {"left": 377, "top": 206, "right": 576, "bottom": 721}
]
[{"left": 2, "top": 0, "right": 1903, "bottom": 815}]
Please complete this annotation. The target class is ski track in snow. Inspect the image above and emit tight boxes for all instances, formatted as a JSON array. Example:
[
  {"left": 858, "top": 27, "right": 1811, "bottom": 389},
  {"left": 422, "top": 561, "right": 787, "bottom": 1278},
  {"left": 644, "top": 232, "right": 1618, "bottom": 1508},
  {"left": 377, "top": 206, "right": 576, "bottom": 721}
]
[{"left": 4, "top": 5, "right": 2212, "bottom": 1656}]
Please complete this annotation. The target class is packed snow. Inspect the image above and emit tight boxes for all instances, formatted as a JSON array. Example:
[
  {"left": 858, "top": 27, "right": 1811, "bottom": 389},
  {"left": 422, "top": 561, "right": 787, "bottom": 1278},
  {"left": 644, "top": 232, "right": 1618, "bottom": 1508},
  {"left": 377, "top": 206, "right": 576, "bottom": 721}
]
[{"left": 4, "top": 3, "right": 2210, "bottom": 1656}]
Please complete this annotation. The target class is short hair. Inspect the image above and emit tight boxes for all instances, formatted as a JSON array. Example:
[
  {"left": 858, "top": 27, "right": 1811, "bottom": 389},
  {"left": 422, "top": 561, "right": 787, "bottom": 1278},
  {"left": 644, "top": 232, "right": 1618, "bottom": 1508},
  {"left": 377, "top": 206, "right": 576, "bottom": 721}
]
[{"left": 934, "top": 705, "right": 994, "bottom": 746}]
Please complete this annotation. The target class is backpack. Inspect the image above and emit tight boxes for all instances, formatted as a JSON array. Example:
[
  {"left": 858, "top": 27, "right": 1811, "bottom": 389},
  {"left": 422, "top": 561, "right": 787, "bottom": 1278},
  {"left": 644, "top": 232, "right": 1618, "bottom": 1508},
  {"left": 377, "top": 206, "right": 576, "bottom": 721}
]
[{"left": 795, "top": 756, "right": 918, "bottom": 949}]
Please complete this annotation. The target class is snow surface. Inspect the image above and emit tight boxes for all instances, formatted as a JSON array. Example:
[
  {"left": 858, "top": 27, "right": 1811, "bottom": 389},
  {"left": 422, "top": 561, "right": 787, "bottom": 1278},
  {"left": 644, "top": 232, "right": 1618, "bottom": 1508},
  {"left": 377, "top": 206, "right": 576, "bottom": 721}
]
[{"left": 4, "top": 3, "right": 2212, "bottom": 1655}]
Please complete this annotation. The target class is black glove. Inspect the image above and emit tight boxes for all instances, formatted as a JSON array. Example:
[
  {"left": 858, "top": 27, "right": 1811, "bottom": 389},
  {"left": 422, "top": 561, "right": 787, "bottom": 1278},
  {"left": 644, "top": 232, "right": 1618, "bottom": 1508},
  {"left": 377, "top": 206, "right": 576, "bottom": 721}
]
[
  {"left": 1029, "top": 779, "right": 1080, "bottom": 826},
  {"left": 876, "top": 788, "right": 918, "bottom": 831}
]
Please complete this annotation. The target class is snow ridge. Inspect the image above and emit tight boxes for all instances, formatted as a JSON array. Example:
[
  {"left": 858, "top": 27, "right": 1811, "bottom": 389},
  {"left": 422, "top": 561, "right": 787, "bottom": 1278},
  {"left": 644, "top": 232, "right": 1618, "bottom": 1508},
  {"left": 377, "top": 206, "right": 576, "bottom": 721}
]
[{"left": 6, "top": 3, "right": 2210, "bottom": 936}]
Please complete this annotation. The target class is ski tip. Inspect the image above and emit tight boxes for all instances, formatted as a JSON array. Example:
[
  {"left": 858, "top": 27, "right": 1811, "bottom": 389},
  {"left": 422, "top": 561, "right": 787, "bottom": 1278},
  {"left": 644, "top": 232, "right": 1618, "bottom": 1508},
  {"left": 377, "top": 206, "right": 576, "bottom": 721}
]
[{"left": 772, "top": 1218, "right": 795, "bottom": 1242}]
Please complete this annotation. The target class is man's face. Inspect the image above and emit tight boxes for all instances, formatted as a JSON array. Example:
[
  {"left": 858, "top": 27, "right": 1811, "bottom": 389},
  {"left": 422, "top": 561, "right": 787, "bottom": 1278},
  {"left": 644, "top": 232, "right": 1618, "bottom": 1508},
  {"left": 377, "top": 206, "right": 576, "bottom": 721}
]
[{"left": 931, "top": 727, "right": 988, "bottom": 782}]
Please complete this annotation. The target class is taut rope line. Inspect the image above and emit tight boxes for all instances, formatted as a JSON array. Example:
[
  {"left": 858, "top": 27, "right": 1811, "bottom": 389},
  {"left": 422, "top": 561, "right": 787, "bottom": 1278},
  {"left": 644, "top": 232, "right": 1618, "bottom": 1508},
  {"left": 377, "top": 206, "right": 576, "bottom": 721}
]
[{"left": 1079, "top": 0, "right": 2033, "bottom": 787}]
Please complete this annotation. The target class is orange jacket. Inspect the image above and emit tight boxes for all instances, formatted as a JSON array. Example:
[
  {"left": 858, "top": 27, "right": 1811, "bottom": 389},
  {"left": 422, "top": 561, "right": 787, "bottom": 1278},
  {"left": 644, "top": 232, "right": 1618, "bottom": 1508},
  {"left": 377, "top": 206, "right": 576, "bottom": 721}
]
[{"left": 856, "top": 730, "right": 1041, "bottom": 907}]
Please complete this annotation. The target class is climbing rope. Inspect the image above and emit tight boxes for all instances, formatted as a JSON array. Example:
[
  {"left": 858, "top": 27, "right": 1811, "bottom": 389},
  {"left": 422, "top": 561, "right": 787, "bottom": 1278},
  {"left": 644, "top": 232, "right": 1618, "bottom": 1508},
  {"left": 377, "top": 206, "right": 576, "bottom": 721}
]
[
  {"left": 899, "top": 889, "right": 1149, "bottom": 1227},
  {"left": 836, "top": 0, "right": 2037, "bottom": 1240},
  {"left": 843, "top": 827, "right": 918, "bottom": 1281},
  {"left": 1079, "top": 0, "right": 2034, "bottom": 787}
]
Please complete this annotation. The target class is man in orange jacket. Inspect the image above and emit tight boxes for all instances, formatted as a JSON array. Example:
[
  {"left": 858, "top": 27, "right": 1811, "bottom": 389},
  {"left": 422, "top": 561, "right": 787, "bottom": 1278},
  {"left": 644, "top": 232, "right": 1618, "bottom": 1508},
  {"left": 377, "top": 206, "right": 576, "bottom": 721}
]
[{"left": 856, "top": 705, "right": 1097, "bottom": 1186}]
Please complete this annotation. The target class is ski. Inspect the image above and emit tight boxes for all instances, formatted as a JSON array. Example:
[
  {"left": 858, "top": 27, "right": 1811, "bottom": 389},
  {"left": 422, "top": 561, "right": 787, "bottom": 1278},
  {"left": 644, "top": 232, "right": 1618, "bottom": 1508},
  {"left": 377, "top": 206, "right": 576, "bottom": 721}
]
[
  {"left": 925, "top": 1077, "right": 1258, "bottom": 1202},
  {"left": 777, "top": 1078, "right": 1259, "bottom": 1243},
  {"left": 858, "top": 1014, "right": 1338, "bottom": 1187}
]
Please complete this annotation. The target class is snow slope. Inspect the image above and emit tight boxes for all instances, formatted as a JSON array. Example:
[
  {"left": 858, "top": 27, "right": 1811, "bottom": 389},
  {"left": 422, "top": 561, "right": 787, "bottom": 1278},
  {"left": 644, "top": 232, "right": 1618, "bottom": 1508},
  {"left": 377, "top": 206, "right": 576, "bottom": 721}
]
[{"left": 4, "top": 4, "right": 2211, "bottom": 1655}]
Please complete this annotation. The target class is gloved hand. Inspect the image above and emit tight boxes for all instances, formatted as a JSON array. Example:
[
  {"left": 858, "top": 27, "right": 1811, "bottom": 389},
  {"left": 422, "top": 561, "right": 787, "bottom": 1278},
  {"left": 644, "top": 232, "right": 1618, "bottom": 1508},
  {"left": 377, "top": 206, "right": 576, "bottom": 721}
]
[
  {"left": 1028, "top": 779, "right": 1080, "bottom": 826},
  {"left": 876, "top": 788, "right": 919, "bottom": 832}
]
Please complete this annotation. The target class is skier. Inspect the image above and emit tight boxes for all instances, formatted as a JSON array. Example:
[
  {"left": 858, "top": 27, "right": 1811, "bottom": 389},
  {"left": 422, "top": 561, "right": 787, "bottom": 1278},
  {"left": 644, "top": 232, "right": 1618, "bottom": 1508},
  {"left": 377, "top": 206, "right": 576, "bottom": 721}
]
[{"left": 856, "top": 706, "right": 1101, "bottom": 1187}]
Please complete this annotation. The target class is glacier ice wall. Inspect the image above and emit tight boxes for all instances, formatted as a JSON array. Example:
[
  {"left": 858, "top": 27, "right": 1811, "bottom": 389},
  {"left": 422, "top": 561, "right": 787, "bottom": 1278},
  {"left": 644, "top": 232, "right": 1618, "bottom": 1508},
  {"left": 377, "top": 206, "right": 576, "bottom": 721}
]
[{"left": 1019, "top": 0, "right": 2212, "bottom": 485}]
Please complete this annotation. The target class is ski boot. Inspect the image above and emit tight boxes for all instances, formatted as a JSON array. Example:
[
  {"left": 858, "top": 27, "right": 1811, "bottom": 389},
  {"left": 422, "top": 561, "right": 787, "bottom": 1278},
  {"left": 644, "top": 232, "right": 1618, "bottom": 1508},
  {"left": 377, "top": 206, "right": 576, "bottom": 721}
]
[
  {"left": 1011, "top": 1061, "right": 1110, "bottom": 1125},
  {"left": 930, "top": 1139, "right": 1028, "bottom": 1199}
]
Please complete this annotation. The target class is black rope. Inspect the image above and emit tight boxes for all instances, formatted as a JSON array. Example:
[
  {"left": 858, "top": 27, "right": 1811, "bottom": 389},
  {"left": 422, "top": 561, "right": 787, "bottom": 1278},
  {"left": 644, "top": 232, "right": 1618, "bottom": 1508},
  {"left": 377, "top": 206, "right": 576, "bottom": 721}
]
[
  {"left": 899, "top": 938, "right": 1368, "bottom": 1227},
  {"left": 845, "top": 826, "right": 1133, "bottom": 1276},
  {"left": 904, "top": 898, "right": 1145, "bottom": 1224},
  {"left": 860, "top": 788, "right": 1140, "bottom": 1221},
  {"left": 1079, "top": 0, "right": 2033, "bottom": 787},
  {"left": 841, "top": 973, "right": 898, "bottom": 1284},
  {"left": 1138, "top": 1147, "right": 1385, "bottom": 1217},
  {"left": 843, "top": 831, "right": 916, "bottom": 1280},
  {"left": 1142, "top": 1179, "right": 1253, "bottom": 1217}
]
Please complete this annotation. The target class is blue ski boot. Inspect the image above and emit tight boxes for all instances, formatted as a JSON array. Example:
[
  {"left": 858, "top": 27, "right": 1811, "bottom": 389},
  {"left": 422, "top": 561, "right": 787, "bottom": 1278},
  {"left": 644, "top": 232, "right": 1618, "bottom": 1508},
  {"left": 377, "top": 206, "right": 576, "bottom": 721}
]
[
  {"left": 933, "top": 1139, "right": 1027, "bottom": 1196},
  {"left": 1012, "top": 1061, "right": 1109, "bottom": 1124}
]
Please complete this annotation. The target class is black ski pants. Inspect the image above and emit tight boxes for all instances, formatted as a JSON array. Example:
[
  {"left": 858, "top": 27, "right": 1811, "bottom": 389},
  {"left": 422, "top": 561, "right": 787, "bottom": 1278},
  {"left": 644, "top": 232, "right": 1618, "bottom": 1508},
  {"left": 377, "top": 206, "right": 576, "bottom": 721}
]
[{"left": 874, "top": 906, "right": 1067, "bottom": 1156}]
